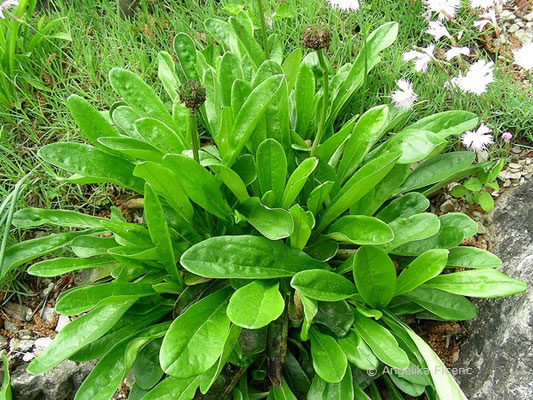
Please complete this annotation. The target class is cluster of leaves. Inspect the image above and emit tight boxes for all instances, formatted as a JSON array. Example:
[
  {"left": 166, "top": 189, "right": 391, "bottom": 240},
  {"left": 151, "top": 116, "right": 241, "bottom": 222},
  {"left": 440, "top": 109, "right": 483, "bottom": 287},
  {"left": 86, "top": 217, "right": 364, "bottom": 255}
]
[
  {"left": 450, "top": 159, "right": 504, "bottom": 212},
  {"left": 3, "top": 9, "right": 527, "bottom": 400},
  {"left": 0, "top": 0, "right": 70, "bottom": 109}
]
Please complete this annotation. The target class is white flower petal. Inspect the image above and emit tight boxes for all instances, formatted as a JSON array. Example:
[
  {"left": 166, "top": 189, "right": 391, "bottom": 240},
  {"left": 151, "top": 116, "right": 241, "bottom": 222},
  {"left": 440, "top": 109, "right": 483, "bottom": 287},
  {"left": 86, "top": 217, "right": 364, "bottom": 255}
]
[
  {"left": 328, "top": 0, "right": 359, "bottom": 11},
  {"left": 513, "top": 41, "right": 533, "bottom": 72}
]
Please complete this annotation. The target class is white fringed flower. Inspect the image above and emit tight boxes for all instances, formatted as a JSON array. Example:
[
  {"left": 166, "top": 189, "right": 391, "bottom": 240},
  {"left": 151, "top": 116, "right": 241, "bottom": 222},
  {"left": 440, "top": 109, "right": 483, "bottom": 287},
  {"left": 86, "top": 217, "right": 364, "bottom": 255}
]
[
  {"left": 328, "top": 0, "right": 360, "bottom": 12},
  {"left": 461, "top": 124, "right": 494, "bottom": 152},
  {"left": 445, "top": 46, "right": 470, "bottom": 60},
  {"left": 474, "top": 9, "right": 497, "bottom": 31},
  {"left": 403, "top": 45, "right": 435, "bottom": 73},
  {"left": 423, "top": 0, "right": 461, "bottom": 19},
  {"left": 513, "top": 41, "right": 533, "bottom": 72},
  {"left": 426, "top": 21, "right": 450, "bottom": 41},
  {"left": 470, "top": 0, "right": 506, "bottom": 10},
  {"left": 391, "top": 79, "right": 419, "bottom": 109},
  {"left": 452, "top": 60, "right": 494, "bottom": 95},
  {"left": 0, "top": 0, "right": 18, "bottom": 18}
]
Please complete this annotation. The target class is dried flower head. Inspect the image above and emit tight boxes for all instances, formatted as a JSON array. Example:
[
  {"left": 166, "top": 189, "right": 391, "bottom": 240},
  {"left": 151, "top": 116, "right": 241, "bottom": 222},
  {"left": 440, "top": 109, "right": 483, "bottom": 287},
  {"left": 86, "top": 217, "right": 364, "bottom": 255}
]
[
  {"left": 461, "top": 124, "right": 494, "bottom": 152},
  {"left": 302, "top": 25, "right": 332, "bottom": 50},
  {"left": 179, "top": 80, "right": 207, "bottom": 110}
]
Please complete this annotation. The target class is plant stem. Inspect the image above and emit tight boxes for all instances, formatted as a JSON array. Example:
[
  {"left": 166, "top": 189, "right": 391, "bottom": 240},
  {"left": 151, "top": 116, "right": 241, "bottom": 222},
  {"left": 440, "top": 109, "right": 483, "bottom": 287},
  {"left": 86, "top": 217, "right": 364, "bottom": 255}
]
[
  {"left": 257, "top": 0, "right": 270, "bottom": 59},
  {"left": 189, "top": 109, "right": 200, "bottom": 163},
  {"left": 360, "top": 8, "right": 368, "bottom": 115},
  {"left": 310, "top": 49, "right": 329, "bottom": 157}
]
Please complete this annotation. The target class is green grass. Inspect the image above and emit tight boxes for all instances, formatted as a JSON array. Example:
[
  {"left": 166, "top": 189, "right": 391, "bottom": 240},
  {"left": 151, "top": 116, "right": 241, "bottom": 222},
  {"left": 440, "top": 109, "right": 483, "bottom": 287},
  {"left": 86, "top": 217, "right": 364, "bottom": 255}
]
[{"left": 1, "top": 0, "right": 532, "bottom": 213}]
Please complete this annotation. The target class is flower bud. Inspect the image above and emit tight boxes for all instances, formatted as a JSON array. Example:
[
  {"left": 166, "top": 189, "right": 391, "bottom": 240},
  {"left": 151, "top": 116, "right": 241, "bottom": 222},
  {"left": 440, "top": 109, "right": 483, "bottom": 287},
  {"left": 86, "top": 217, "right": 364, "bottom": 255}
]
[
  {"left": 301, "top": 25, "right": 331, "bottom": 51},
  {"left": 179, "top": 80, "right": 207, "bottom": 110}
]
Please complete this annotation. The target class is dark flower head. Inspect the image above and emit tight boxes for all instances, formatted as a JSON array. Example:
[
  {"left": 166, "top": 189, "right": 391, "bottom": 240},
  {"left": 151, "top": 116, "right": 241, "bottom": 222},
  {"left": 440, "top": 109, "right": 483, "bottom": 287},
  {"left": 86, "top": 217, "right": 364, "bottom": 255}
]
[
  {"left": 302, "top": 24, "right": 331, "bottom": 50},
  {"left": 179, "top": 80, "right": 207, "bottom": 110}
]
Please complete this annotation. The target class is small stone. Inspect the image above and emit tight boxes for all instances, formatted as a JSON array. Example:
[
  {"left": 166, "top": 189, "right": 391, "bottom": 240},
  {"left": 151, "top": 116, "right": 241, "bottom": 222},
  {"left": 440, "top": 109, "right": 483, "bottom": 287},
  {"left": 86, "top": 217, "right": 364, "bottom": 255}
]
[
  {"left": 22, "top": 353, "right": 35, "bottom": 362},
  {"left": 511, "top": 146, "right": 522, "bottom": 154},
  {"left": 16, "top": 339, "right": 34, "bottom": 353},
  {"left": 508, "top": 162, "right": 522, "bottom": 171},
  {"left": 55, "top": 315, "right": 71, "bottom": 333},
  {"left": 42, "top": 307, "right": 55, "bottom": 323},
  {"left": 508, "top": 172, "right": 522, "bottom": 180},
  {"left": 477, "top": 223, "right": 487, "bottom": 235},
  {"left": 42, "top": 282, "right": 55, "bottom": 297},
  {"left": 477, "top": 151, "right": 489, "bottom": 163},
  {"left": 18, "top": 329, "right": 33, "bottom": 340},
  {"left": 34, "top": 337, "right": 53, "bottom": 356},
  {"left": 500, "top": 10, "right": 513, "bottom": 20},
  {"left": 440, "top": 199, "right": 457, "bottom": 213},
  {"left": 509, "top": 24, "right": 520, "bottom": 33},
  {"left": 524, "top": 12, "right": 533, "bottom": 22},
  {"left": 4, "top": 320, "right": 17, "bottom": 332},
  {"left": 0, "top": 335, "right": 8, "bottom": 350},
  {"left": 504, "top": 180, "right": 512, "bottom": 187}
]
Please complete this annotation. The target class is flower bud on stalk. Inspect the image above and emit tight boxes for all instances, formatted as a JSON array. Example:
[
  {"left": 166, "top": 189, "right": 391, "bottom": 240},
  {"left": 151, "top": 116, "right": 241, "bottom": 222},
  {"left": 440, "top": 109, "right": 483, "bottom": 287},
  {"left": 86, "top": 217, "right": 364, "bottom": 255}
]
[
  {"left": 179, "top": 81, "right": 206, "bottom": 162},
  {"left": 301, "top": 24, "right": 332, "bottom": 51}
]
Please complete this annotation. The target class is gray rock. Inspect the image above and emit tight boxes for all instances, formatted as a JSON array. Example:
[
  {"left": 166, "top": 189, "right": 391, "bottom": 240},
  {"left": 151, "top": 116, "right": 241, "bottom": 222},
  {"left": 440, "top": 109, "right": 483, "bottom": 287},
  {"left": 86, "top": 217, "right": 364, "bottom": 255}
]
[
  {"left": 11, "top": 360, "right": 96, "bottom": 400},
  {"left": 457, "top": 179, "right": 533, "bottom": 399}
]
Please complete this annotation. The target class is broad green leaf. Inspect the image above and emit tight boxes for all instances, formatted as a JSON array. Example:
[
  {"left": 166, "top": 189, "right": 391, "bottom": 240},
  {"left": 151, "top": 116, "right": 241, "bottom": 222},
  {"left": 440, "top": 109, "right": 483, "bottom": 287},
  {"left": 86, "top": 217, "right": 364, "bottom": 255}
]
[
  {"left": 479, "top": 190, "right": 495, "bottom": 212},
  {"left": 40, "top": 142, "right": 144, "bottom": 192},
  {"left": 403, "top": 287, "right": 477, "bottom": 320},
  {"left": 229, "top": 16, "right": 265, "bottom": 68},
  {"left": 160, "top": 288, "right": 232, "bottom": 378},
  {"left": 142, "top": 376, "right": 200, "bottom": 400},
  {"left": 378, "top": 129, "right": 445, "bottom": 164},
  {"left": 317, "top": 151, "right": 401, "bottom": 233},
  {"left": 397, "top": 318, "right": 468, "bottom": 400},
  {"left": 337, "top": 105, "right": 389, "bottom": 183},
  {"left": 398, "top": 152, "right": 475, "bottom": 193},
  {"left": 439, "top": 213, "right": 478, "bottom": 237},
  {"left": 424, "top": 269, "right": 526, "bottom": 298},
  {"left": 71, "top": 235, "right": 116, "bottom": 258},
  {"left": 395, "top": 249, "right": 449, "bottom": 295},
  {"left": 289, "top": 205, "right": 315, "bottom": 250},
  {"left": 298, "top": 292, "right": 318, "bottom": 341},
  {"left": 28, "top": 257, "right": 116, "bottom": 277},
  {"left": 307, "top": 366, "right": 354, "bottom": 400},
  {"left": 291, "top": 270, "right": 356, "bottom": 302},
  {"left": 198, "top": 324, "right": 242, "bottom": 394},
  {"left": 27, "top": 298, "right": 135, "bottom": 374},
  {"left": 295, "top": 62, "right": 316, "bottom": 138},
  {"left": 158, "top": 51, "right": 179, "bottom": 100},
  {"left": 0, "top": 356, "right": 11, "bottom": 400},
  {"left": 307, "top": 181, "right": 334, "bottom": 216},
  {"left": 313, "top": 300, "right": 354, "bottom": 337},
  {"left": 133, "top": 162, "right": 194, "bottom": 223},
  {"left": 282, "top": 49, "right": 302, "bottom": 92},
  {"left": 237, "top": 197, "right": 294, "bottom": 240},
  {"left": 133, "top": 338, "right": 164, "bottom": 390},
  {"left": 281, "top": 157, "right": 319, "bottom": 209},
  {"left": 227, "top": 280, "right": 285, "bottom": 329},
  {"left": 109, "top": 68, "right": 174, "bottom": 128},
  {"left": 218, "top": 53, "right": 244, "bottom": 107},
  {"left": 337, "top": 330, "right": 379, "bottom": 370},
  {"left": 55, "top": 282, "right": 155, "bottom": 316},
  {"left": 209, "top": 163, "right": 250, "bottom": 203},
  {"left": 173, "top": 33, "right": 200, "bottom": 81},
  {"left": 352, "top": 312, "right": 409, "bottom": 369},
  {"left": 376, "top": 192, "right": 429, "bottom": 223},
  {"left": 404, "top": 110, "right": 478, "bottom": 138},
  {"left": 381, "top": 213, "right": 441, "bottom": 253},
  {"left": 67, "top": 95, "right": 120, "bottom": 151},
  {"left": 316, "top": 117, "right": 355, "bottom": 163},
  {"left": 327, "top": 215, "right": 393, "bottom": 245},
  {"left": 447, "top": 247, "right": 502, "bottom": 268},
  {"left": 144, "top": 183, "right": 180, "bottom": 282},
  {"left": 226, "top": 75, "right": 284, "bottom": 165},
  {"left": 1, "top": 230, "right": 94, "bottom": 279},
  {"left": 181, "top": 235, "right": 328, "bottom": 279},
  {"left": 309, "top": 328, "right": 348, "bottom": 383},
  {"left": 353, "top": 246, "right": 396, "bottom": 309},
  {"left": 75, "top": 323, "right": 169, "bottom": 400},
  {"left": 268, "top": 380, "right": 298, "bottom": 400},
  {"left": 304, "top": 236, "right": 338, "bottom": 262},
  {"left": 12, "top": 208, "right": 104, "bottom": 229},
  {"left": 97, "top": 137, "right": 163, "bottom": 163},
  {"left": 134, "top": 117, "right": 187, "bottom": 154},
  {"left": 112, "top": 105, "right": 141, "bottom": 138},
  {"left": 256, "top": 139, "right": 287, "bottom": 205},
  {"left": 163, "top": 154, "right": 232, "bottom": 222}
]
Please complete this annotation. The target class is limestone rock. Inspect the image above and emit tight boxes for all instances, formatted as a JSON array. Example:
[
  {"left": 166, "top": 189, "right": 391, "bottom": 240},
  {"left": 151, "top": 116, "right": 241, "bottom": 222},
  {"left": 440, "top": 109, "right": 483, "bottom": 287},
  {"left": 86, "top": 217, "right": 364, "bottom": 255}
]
[
  {"left": 10, "top": 360, "right": 96, "bottom": 400},
  {"left": 457, "top": 179, "right": 533, "bottom": 399}
]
